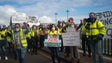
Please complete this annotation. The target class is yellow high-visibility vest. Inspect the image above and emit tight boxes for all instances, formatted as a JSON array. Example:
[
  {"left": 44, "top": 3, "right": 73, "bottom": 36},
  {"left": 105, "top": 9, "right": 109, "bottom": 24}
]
[
  {"left": 86, "top": 20, "right": 106, "bottom": 36},
  {"left": 12, "top": 28, "right": 27, "bottom": 48},
  {"left": 26, "top": 31, "right": 31, "bottom": 39},
  {"left": 6, "top": 31, "right": 12, "bottom": 42},
  {"left": 48, "top": 30, "right": 59, "bottom": 35},
  {"left": 30, "top": 28, "right": 40, "bottom": 37},
  {"left": 58, "top": 28, "right": 62, "bottom": 34},
  {"left": 0, "top": 29, "right": 7, "bottom": 40}
]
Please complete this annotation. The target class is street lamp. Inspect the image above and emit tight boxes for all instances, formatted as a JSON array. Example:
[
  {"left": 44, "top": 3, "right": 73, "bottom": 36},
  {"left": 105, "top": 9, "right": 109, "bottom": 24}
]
[
  {"left": 66, "top": 9, "right": 69, "bottom": 21},
  {"left": 55, "top": 13, "right": 58, "bottom": 22}
]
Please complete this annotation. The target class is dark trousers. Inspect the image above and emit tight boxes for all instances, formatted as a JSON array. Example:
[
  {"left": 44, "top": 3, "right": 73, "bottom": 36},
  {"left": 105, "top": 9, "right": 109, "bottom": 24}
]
[
  {"left": 65, "top": 46, "right": 70, "bottom": 57},
  {"left": 26, "top": 38, "right": 32, "bottom": 50},
  {"left": 49, "top": 47, "right": 61, "bottom": 63},
  {"left": 82, "top": 36, "right": 91, "bottom": 56},
  {"left": 59, "top": 35, "right": 63, "bottom": 51},
  {"left": 15, "top": 48, "right": 27, "bottom": 63},
  {"left": 39, "top": 35, "right": 45, "bottom": 48},
  {"left": 31, "top": 36, "right": 38, "bottom": 54},
  {"left": 0, "top": 40, "right": 7, "bottom": 57},
  {"left": 7, "top": 42, "right": 14, "bottom": 54}
]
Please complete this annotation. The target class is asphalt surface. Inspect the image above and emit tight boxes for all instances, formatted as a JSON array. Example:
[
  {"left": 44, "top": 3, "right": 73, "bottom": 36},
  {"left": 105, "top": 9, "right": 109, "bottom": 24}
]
[
  {"left": 0, "top": 50, "right": 51, "bottom": 63},
  {"left": 41, "top": 47, "right": 112, "bottom": 63},
  {"left": 0, "top": 48, "right": 112, "bottom": 63}
]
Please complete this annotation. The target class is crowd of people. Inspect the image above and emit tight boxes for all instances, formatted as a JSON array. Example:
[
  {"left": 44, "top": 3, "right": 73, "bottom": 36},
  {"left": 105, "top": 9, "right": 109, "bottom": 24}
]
[{"left": 0, "top": 12, "right": 106, "bottom": 63}]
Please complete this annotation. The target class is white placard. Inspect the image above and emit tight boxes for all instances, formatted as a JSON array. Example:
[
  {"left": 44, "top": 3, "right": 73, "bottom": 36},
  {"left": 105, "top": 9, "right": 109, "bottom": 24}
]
[
  {"left": 62, "top": 31, "right": 80, "bottom": 46},
  {"left": 12, "top": 13, "right": 27, "bottom": 23}
]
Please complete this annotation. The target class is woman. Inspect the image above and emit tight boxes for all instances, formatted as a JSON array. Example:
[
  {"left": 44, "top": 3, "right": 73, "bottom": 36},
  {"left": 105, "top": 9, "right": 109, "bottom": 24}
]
[
  {"left": 30, "top": 25, "right": 39, "bottom": 55},
  {"left": 47, "top": 24, "right": 61, "bottom": 63}
]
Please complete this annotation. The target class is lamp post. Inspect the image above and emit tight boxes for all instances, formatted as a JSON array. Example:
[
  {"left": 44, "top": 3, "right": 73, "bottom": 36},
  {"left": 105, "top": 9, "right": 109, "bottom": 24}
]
[
  {"left": 55, "top": 13, "right": 58, "bottom": 22},
  {"left": 66, "top": 9, "right": 69, "bottom": 21}
]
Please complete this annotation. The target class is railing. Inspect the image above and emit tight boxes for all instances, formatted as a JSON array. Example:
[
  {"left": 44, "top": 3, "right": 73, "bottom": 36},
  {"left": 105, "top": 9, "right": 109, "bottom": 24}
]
[
  {"left": 103, "top": 38, "right": 112, "bottom": 56},
  {"left": 80, "top": 38, "right": 112, "bottom": 57}
]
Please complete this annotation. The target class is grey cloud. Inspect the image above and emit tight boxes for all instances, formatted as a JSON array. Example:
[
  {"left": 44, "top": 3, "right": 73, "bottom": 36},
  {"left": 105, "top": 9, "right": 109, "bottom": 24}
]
[{"left": 0, "top": 5, "right": 16, "bottom": 25}]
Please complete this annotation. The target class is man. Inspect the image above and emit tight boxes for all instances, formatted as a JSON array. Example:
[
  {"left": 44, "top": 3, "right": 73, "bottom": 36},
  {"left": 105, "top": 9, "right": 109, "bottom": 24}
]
[
  {"left": 0, "top": 25, "right": 8, "bottom": 60},
  {"left": 39, "top": 25, "right": 46, "bottom": 49},
  {"left": 85, "top": 12, "right": 106, "bottom": 63},
  {"left": 77, "top": 19, "right": 91, "bottom": 57},
  {"left": 63, "top": 17, "right": 80, "bottom": 63},
  {"left": 12, "top": 23, "right": 28, "bottom": 63},
  {"left": 6, "top": 26, "right": 13, "bottom": 54},
  {"left": 23, "top": 22, "right": 31, "bottom": 53}
]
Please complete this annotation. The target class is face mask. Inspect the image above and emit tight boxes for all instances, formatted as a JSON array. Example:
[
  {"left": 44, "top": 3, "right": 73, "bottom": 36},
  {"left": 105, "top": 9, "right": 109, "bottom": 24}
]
[
  {"left": 34, "top": 27, "right": 36, "bottom": 29},
  {"left": 16, "top": 28, "right": 19, "bottom": 31},
  {"left": 88, "top": 17, "right": 96, "bottom": 23},
  {"left": 71, "top": 25, "right": 74, "bottom": 28},
  {"left": 52, "top": 27, "right": 55, "bottom": 30}
]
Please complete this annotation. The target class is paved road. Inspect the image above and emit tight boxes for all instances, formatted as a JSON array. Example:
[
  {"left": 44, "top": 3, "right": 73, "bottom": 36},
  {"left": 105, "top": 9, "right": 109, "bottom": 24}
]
[
  {"left": 0, "top": 50, "right": 51, "bottom": 63},
  {"left": 42, "top": 47, "right": 112, "bottom": 63},
  {"left": 0, "top": 49, "right": 112, "bottom": 63}
]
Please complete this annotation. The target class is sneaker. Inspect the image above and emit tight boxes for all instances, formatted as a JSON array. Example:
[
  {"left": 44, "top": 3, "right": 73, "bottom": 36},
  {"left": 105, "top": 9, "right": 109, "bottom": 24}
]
[
  {"left": 0, "top": 56, "right": 1, "bottom": 60},
  {"left": 28, "top": 49, "right": 30, "bottom": 52},
  {"left": 5, "top": 56, "right": 8, "bottom": 60}
]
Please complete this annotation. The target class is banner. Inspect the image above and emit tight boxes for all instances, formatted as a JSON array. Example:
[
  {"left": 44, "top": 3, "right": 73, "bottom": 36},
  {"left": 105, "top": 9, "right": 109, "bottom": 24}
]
[
  {"left": 12, "top": 13, "right": 27, "bottom": 23},
  {"left": 44, "top": 35, "right": 61, "bottom": 47},
  {"left": 96, "top": 11, "right": 112, "bottom": 38},
  {"left": 62, "top": 27, "right": 80, "bottom": 46}
]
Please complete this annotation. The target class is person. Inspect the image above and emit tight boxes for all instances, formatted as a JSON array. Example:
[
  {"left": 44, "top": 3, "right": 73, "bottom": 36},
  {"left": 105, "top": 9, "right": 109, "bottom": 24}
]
[
  {"left": 6, "top": 26, "right": 13, "bottom": 54},
  {"left": 85, "top": 12, "right": 106, "bottom": 63},
  {"left": 39, "top": 25, "right": 46, "bottom": 49},
  {"left": 77, "top": 19, "right": 91, "bottom": 57},
  {"left": 0, "top": 25, "right": 8, "bottom": 60},
  {"left": 47, "top": 24, "right": 61, "bottom": 63},
  {"left": 57, "top": 22, "right": 63, "bottom": 52},
  {"left": 62, "top": 17, "right": 80, "bottom": 63},
  {"left": 23, "top": 23, "right": 31, "bottom": 53},
  {"left": 12, "top": 23, "right": 28, "bottom": 63},
  {"left": 30, "top": 25, "right": 39, "bottom": 55}
]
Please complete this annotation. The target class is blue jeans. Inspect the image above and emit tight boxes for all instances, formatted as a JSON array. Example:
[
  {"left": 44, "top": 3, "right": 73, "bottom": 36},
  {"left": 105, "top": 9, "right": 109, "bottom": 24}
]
[
  {"left": 49, "top": 47, "right": 61, "bottom": 63},
  {"left": 0, "top": 40, "right": 7, "bottom": 57},
  {"left": 90, "top": 40, "right": 104, "bottom": 63},
  {"left": 15, "top": 48, "right": 27, "bottom": 63}
]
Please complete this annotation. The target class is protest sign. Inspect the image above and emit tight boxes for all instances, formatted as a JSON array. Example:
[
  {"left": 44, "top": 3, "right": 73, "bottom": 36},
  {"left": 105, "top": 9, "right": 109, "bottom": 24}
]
[
  {"left": 12, "top": 12, "right": 27, "bottom": 23},
  {"left": 44, "top": 35, "right": 61, "bottom": 47},
  {"left": 62, "top": 27, "right": 80, "bottom": 46}
]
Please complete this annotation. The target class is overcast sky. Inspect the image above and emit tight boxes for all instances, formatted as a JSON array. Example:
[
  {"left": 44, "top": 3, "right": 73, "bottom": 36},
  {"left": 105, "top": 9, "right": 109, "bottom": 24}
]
[{"left": 0, "top": 0, "right": 112, "bottom": 25}]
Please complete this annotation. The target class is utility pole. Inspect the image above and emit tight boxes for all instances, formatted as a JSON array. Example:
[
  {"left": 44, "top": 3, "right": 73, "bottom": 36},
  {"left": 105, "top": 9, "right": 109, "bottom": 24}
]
[
  {"left": 55, "top": 13, "right": 58, "bottom": 22},
  {"left": 66, "top": 9, "right": 69, "bottom": 21}
]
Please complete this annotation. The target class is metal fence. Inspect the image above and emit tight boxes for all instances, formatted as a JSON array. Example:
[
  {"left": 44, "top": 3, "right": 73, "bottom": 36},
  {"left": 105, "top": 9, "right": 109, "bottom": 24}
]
[
  {"left": 102, "top": 38, "right": 112, "bottom": 56},
  {"left": 80, "top": 38, "right": 112, "bottom": 57}
]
